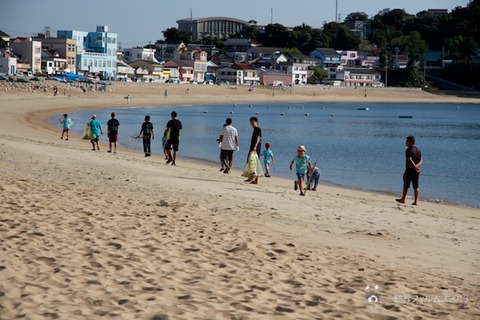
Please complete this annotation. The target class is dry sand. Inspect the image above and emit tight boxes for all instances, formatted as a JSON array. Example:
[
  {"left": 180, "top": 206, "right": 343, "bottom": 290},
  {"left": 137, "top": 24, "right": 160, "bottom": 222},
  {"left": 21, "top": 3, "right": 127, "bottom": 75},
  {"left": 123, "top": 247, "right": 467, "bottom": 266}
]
[{"left": 0, "top": 82, "right": 479, "bottom": 319}]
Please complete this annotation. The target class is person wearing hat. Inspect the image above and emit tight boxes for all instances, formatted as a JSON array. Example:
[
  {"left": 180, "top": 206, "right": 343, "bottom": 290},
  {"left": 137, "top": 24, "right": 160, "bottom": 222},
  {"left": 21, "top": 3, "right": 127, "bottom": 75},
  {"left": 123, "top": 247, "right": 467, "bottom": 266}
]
[
  {"left": 261, "top": 142, "right": 274, "bottom": 177},
  {"left": 289, "top": 145, "right": 312, "bottom": 196},
  {"left": 89, "top": 114, "right": 103, "bottom": 151},
  {"left": 59, "top": 113, "right": 71, "bottom": 140}
]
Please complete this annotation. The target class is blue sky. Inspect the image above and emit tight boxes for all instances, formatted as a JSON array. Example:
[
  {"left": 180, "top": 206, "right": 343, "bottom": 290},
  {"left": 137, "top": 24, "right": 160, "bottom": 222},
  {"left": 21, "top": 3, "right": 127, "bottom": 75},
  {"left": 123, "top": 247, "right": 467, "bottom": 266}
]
[{"left": 1, "top": 0, "right": 469, "bottom": 47}]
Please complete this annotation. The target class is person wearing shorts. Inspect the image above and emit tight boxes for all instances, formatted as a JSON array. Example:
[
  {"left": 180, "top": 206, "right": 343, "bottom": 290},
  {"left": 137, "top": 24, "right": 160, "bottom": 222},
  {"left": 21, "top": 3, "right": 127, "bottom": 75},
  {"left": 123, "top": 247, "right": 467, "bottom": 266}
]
[
  {"left": 219, "top": 118, "right": 239, "bottom": 174},
  {"left": 107, "top": 112, "right": 120, "bottom": 153},
  {"left": 165, "top": 111, "right": 182, "bottom": 165},
  {"left": 396, "top": 135, "right": 423, "bottom": 205},
  {"left": 59, "top": 113, "right": 71, "bottom": 140},
  {"left": 89, "top": 114, "right": 103, "bottom": 150}
]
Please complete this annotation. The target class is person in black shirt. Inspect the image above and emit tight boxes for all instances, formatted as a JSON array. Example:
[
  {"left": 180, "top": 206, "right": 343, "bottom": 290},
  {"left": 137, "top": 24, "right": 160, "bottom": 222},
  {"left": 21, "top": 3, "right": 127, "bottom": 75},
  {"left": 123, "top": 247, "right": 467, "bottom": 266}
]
[
  {"left": 107, "top": 112, "right": 120, "bottom": 153},
  {"left": 396, "top": 135, "right": 423, "bottom": 205},
  {"left": 165, "top": 111, "right": 182, "bottom": 165},
  {"left": 139, "top": 115, "right": 154, "bottom": 157},
  {"left": 246, "top": 116, "right": 262, "bottom": 184}
]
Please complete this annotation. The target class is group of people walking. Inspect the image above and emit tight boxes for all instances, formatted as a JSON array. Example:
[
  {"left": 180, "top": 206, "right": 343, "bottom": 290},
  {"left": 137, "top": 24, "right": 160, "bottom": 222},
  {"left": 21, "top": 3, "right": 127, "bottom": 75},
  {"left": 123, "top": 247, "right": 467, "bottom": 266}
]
[
  {"left": 65, "top": 110, "right": 423, "bottom": 203},
  {"left": 77, "top": 111, "right": 182, "bottom": 165}
]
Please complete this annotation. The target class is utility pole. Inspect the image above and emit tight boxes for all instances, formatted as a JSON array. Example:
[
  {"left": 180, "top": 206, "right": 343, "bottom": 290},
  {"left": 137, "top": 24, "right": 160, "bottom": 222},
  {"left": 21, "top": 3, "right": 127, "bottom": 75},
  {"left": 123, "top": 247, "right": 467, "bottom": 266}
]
[
  {"left": 335, "top": 0, "right": 339, "bottom": 23},
  {"left": 385, "top": 57, "right": 388, "bottom": 87}
]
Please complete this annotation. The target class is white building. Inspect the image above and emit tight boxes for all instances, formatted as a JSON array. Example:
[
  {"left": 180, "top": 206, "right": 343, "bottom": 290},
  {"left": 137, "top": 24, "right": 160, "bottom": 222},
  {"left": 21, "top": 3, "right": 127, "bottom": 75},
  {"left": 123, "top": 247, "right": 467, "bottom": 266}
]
[{"left": 123, "top": 47, "right": 158, "bottom": 63}]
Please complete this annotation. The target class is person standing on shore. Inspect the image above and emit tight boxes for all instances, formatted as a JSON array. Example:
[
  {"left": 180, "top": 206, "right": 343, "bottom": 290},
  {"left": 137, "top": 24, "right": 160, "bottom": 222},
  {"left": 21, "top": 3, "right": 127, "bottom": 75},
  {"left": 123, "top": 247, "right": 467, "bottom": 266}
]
[
  {"left": 245, "top": 116, "right": 262, "bottom": 184},
  {"left": 106, "top": 112, "right": 120, "bottom": 153},
  {"left": 165, "top": 111, "right": 182, "bottom": 165},
  {"left": 59, "top": 113, "right": 71, "bottom": 140},
  {"left": 219, "top": 118, "right": 239, "bottom": 174},
  {"left": 139, "top": 115, "right": 154, "bottom": 157},
  {"left": 289, "top": 145, "right": 312, "bottom": 196},
  {"left": 89, "top": 114, "right": 103, "bottom": 151},
  {"left": 396, "top": 135, "right": 423, "bottom": 205}
]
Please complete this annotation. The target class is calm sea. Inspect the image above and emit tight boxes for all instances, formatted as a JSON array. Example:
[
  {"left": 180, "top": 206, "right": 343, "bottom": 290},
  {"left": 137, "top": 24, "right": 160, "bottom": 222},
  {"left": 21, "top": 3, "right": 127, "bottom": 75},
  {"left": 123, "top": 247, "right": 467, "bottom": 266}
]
[{"left": 51, "top": 102, "right": 480, "bottom": 208}]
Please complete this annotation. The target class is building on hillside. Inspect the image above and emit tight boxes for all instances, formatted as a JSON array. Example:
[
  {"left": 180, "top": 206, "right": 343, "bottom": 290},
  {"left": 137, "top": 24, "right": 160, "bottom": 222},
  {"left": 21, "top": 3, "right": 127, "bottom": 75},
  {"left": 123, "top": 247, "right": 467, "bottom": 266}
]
[
  {"left": 0, "top": 30, "right": 17, "bottom": 75},
  {"left": 123, "top": 47, "right": 158, "bottom": 63},
  {"left": 41, "top": 50, "right": 67, "bottom": 75},
  {"left": 324, "top": 66, "right": 382, "bottom": 87},
  {"left": 359, "top": 55, "right": 380, "bottom": 68},
  {"left": 258, "top": 68, "right": 292, "bottom": 86},
  {"left": 116, "top": 55, "right": 135, "bottom": 79},
  {"left": 345, "top": 21, "right": 370, "bottom": 41},
  {"left": 224, "top": 38, "right": 251, "bottom": 53},
  {"left": 57, "top": 25, "right": 118, "bottom": 78},
  {"left": 162, "top": 59, "right": 196, "bottom": 83},
  {"left": 10, "top": 37, "right": 42, "bottom": 74},
  {"left": 177, "top": 17, "right": 250, "bottom": 41},
  {"left": 34, "top": 35, "right": 77, "bottom": 74},
  {"left": 426, "top": 9, "right": 448, "bottom": 16},
  {"left": 337, "top": 50, "right": 359, "bottom": 67},
  {"left": 279, "top": 61, "right": 310, "bottom": 85},
  {"left": 129, "top": 60, "right": 164, "bottom": 81},
  {"left": 215, "top": 66, "right": 238, "bottom": 84},
  {"left": 235, "top": 63, "right": 260, "bottom": 85},
  {"left": 309, "top": 48, "right": 341, "bottom": 68}
]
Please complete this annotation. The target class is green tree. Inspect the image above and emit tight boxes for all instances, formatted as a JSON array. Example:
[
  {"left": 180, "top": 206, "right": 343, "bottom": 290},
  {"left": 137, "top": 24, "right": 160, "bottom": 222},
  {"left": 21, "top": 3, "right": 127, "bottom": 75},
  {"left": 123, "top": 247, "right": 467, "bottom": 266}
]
[
  {"left": 162, "top": 27, "right": 180, "bottom": 42},
  {"left": 259, "top": 23, "right": 292, "bottom": 47},
  {"left": 323, "top": 22, "right": 360, "bottom": 50},
  {"left": 344, "top": 12, "right": 368, "bottom": 22},
  {"left": 313, "top": 67, "right": 327, "bottom": 79}
]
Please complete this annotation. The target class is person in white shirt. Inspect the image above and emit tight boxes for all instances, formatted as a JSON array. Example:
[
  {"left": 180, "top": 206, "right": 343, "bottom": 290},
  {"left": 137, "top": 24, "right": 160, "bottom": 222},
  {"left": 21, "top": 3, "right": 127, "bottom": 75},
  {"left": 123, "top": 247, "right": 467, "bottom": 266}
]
[{"left": 218, "top": 118, "right": 239, "bottom": 174}]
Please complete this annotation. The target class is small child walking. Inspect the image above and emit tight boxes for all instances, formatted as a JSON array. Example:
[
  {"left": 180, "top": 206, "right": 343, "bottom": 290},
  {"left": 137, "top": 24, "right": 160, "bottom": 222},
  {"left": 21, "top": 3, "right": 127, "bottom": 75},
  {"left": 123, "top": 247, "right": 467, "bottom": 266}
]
[
  {"left": 289, "top": 145, "right": 312, "bottom": 196},
  {"left": 59, "top": 113, "right": 71, "bottom": 140},
  {"left": 261, "top": 142, "right": 274, "bottom": 177}
]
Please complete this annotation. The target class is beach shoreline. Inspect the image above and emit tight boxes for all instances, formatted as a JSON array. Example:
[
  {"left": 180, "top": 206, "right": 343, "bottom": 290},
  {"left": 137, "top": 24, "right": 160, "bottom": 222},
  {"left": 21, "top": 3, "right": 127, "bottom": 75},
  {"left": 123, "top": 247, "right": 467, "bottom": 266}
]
[{"left": 1, "top": 84, "right": 479, "bottom": 319}]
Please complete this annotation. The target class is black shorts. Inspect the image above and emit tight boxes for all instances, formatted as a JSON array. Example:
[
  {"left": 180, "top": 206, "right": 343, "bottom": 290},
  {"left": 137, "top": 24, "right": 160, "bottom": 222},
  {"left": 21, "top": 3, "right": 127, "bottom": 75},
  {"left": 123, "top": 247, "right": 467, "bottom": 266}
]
[
  {"left": 167, "top": 139, "right": 179, "bottom": 152},
  {"left": 403, "top": 171, "right": 420, "bottom": 189},
  {"left": 221, "top": 149, "right": 234, "bottom": 163}
]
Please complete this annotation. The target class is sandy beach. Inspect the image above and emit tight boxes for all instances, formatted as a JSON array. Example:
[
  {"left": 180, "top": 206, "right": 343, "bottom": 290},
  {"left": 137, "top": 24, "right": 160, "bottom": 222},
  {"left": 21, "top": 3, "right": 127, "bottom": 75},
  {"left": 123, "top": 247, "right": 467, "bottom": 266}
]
[{"left": 1, "top": 82, "right": 479, "bottom": 320}]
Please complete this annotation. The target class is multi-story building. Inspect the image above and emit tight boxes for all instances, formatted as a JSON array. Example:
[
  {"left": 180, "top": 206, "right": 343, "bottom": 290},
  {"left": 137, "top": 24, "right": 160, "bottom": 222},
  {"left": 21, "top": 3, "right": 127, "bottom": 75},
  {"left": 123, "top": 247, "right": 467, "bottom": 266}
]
[
  {"left": 337, "top": 50, "right": 359, "bottom": 67},
  {"left": 34, "top": 35, "right": 77, "bottom": 74},
  {"left": 123, "top": 47, "right": 157, "bottom": 63},
  {"left": 57, "top": 25, "right": 117, "bottom": 78},
  {"left": 326, "top": 66, "right": 382, "bottom": 87},
  {"left": 177, "top": 17, "right": 249, "bottom": 41},
  {"left": 279, "top": 62, "right": 310, "bottom": 85},
  {"left": 10, "top": 37, "right": 42, "bottom": 74},
  {"left": 309, "top": 48, "right": 342, "bottom": 68}
]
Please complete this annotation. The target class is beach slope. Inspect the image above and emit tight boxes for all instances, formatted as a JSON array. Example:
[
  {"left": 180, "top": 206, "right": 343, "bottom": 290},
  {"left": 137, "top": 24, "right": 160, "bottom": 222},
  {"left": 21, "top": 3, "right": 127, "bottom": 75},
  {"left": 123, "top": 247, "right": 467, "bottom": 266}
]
[{"left": 0, "top": 84, "right": 479, "bottom": 319}]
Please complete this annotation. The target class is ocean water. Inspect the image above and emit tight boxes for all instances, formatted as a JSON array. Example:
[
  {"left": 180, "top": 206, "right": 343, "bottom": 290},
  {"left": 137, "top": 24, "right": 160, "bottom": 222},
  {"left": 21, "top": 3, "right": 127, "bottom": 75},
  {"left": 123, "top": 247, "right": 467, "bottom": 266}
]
[{"left": 52, "top": 102, "right": 480, "bottom": 208}]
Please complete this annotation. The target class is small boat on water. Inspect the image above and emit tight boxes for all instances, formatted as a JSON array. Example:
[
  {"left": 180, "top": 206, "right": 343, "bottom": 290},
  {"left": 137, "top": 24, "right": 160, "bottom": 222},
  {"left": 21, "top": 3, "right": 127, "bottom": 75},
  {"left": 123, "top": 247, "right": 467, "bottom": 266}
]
[
  {"left": 357, "top": 107, "right": 369, "bottom": 110},
  {"left": 399, "top": 115, "right": 413, "bottom": 119}
]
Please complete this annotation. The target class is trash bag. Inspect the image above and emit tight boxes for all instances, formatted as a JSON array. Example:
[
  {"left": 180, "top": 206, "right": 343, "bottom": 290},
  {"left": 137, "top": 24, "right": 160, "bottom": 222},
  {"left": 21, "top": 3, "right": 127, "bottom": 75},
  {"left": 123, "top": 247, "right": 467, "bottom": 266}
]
[
  {"left": 242, "top": 151, "right": 264, "bottom": 178},
  {"left": 82, "top": 121, "right": 95, "bottom": 140}
]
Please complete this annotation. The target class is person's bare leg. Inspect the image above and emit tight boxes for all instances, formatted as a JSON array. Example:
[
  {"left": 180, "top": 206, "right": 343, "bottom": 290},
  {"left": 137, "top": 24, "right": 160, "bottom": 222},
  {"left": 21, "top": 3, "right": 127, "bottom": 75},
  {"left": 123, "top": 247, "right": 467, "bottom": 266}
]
[
  {"left": 396, "top": 188, "right": 408, "bottom": 203},
  {"left": 412, "top": 188, "right": 419, "bottom": 205}
]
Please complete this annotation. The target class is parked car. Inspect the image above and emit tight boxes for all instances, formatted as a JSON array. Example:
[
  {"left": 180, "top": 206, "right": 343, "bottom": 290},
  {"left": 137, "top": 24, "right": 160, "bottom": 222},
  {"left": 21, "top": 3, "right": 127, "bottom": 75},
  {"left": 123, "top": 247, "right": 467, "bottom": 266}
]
[{"left": 0, "top": 75, "right": 8, "bottom": 81}]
